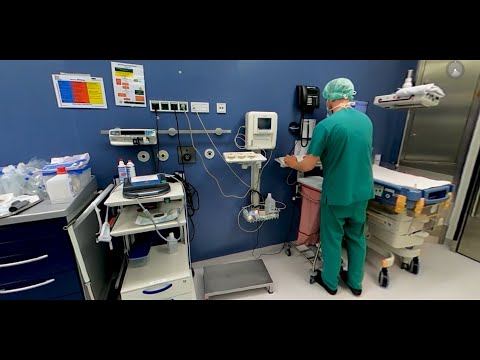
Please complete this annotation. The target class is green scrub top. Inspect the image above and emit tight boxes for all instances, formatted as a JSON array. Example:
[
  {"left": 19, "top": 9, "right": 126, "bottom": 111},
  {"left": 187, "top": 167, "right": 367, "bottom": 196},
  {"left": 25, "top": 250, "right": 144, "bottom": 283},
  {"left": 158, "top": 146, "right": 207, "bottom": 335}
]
[{"left": 307, "top": 108, "right": 374, "bottom": 206}]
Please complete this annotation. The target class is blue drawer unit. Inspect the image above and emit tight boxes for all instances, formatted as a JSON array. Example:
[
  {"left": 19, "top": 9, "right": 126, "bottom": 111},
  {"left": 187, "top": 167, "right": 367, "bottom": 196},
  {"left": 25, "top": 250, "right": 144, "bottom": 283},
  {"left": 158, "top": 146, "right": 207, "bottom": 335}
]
[
  {"left": 0, "top": 270, "right": 83, "bottom": 300},
  {"left": 0, "top": 218, "right": 83, "bottom": 300},
  {"left": 55, "top": 292, "right": 85, "bottom": 300}
]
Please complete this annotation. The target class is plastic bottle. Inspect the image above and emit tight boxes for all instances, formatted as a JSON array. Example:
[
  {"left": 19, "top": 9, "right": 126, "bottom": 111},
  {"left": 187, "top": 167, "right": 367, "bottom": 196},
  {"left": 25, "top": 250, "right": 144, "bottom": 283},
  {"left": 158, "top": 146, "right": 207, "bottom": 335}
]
[
  {"left": 166, "top": 232, "right": 179, "bottom": 254},
  {"left": 264, "top": 193, "right": 276, "bottom": 215},
  {"left": 126, "top": 160, "right": 136, "bottom": 178},
  {"left": 45, "top": 166, "right": 75, "bottom": 204},
  {"left": 118, "top": 159, "right": 127, "bottom": 183}
]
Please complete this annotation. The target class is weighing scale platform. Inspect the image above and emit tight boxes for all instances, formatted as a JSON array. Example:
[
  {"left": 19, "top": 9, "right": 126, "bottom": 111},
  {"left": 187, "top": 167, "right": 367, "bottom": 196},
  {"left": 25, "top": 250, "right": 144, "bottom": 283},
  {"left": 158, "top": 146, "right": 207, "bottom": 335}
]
[{"left": 203, "top": 259, "right": 274, "bottom": 300}]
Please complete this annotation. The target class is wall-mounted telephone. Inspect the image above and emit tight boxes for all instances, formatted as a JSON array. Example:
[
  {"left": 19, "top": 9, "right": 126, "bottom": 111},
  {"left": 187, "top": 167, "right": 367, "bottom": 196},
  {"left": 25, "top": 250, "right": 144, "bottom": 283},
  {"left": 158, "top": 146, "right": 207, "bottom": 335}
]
[
  {"left": 296, "top": 85, "right": 320, "bottom": 112},
  {"left": 293, "top": 85, "right": 320, "bottom": 148}
]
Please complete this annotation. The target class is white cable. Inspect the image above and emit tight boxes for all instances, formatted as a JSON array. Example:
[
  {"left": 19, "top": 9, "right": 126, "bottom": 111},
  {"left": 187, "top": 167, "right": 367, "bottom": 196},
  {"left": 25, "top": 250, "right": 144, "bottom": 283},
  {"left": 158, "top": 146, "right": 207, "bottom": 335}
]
[
  {"left": 195, "top": 112, "right": 250, "bottom": 187},
  {"left": 135, "top": 198, "right": 183, "bottom": 242},
  {"left": 300, "top": 190, "right": 321, "bottom": 203},
  {"left": 254, "top": 149, "right": 273, "bottom": 190},
  {"left": 165, "top": 175, "right": 192, "bottom": 269},
  {"left": 286, "top": 169, "right": 297, "bottom": 186},
  {"left": 275, "top": 201, "right": 287, "bottom": 210},
  {"left": 184, "top": 112, "right": 251, "bottom": 199},
  {"left": 235, "top": 126, "right": 246, "bottom": 150},
  {"left": 237, "top": 206, "right": 265, "bottom": 233}
]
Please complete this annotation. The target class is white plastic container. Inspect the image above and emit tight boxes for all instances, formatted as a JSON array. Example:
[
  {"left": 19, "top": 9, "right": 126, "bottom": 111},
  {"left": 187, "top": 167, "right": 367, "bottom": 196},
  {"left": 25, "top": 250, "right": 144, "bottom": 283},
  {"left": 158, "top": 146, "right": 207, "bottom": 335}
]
[
  {"left": 126, "top": 160, "right": 136, "bottom": 178},
  {"left": 42, "top": 165, "right": 91, "bottom": 194},
  {"left": 264, "top": 193, "right": 276, "bottom": 214},
  {"left": 166, "top": 232, "right": 179, "bottom": 254},
  {"left": 45, "top": 166, "right": 75, "bottom": 204},
  {"left": 118, "top": 160, "right": 127, "bottom": 183}
]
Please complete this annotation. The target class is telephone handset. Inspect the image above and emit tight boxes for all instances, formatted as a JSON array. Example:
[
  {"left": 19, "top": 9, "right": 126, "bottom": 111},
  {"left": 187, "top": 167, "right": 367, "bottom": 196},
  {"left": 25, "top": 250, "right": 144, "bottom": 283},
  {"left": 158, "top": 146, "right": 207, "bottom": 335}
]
[
  {"left": 294, "top": 85, "right": 320, "bottom": 147},
  {"left": 296, "top": 85, "right": 320, "bottom": 112}
]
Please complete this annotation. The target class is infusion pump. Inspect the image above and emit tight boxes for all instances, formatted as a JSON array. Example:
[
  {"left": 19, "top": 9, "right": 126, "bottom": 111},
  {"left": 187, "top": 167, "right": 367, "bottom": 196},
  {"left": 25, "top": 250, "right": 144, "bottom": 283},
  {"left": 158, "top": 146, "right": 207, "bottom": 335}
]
[
  {"left": 109, "top": 128, "right": 158, "bottom": 146},
  {"left": 245, "top": 111, "right": 278, "bottom": 150}
]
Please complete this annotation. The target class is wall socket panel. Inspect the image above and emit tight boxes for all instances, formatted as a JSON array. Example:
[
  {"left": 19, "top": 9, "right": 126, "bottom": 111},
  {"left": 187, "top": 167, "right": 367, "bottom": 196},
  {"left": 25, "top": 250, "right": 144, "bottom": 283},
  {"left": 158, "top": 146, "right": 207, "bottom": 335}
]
[
  {"left": 191, "top": 102, "right": 209, "bottom": 113},
  {"left": 177, "top": 146, "right": 196, "bottom": 164},
  {"left": 149, "top": 100, "right": 189, "bottom": 112},
  {"left": 216, "top": 102, "right": 226, "bottom": 113}
]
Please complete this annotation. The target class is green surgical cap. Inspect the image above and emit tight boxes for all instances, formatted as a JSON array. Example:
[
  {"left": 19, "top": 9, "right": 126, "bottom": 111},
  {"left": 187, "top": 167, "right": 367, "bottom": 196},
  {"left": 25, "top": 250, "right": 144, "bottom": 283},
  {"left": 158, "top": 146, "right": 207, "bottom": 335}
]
[{"left": 322, "top": 78, "right": 357, "bottom": 101}]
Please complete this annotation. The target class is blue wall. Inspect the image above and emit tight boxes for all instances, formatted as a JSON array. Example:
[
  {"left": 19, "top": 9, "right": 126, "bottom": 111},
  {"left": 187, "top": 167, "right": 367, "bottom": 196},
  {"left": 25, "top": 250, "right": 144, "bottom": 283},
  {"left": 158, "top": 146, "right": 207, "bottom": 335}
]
[{"left": 0, "top": 60, "right": 417, "bottom": 261}]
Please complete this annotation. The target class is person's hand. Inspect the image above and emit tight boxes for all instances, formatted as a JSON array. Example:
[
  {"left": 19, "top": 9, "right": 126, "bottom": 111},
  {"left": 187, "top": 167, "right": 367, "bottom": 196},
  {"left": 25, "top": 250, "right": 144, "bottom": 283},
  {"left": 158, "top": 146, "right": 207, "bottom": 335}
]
[{"left": 283, "top": 155, "right": 298, "bottom": 169}]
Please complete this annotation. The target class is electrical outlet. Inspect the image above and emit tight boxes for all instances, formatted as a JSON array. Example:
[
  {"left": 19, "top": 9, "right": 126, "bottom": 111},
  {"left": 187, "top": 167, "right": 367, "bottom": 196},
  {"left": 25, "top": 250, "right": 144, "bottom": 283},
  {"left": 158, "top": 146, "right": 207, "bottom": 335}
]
[
  {"left": 149, "top": 100, "right": 160, "bottom": 111},
  {"left": 179, "top": 102, "right": 189, "bottom": 112},
  {"left": 150, "top": 100, "right": 188, "bottom": 112},
  {"left": 170, "top": 102, "right": 179, "bottom": 111},
  {"left": 216, "top": 102, "right": 226, "bottom": 114},
  {"left": 191, "top": 102, "right": 209, "bottom": 113},
  {"left": 177, "top": 146, "right": 196, "bottom": 164},
  {"left": 160, "top": 102, "right": 170, "bottom": 111}
]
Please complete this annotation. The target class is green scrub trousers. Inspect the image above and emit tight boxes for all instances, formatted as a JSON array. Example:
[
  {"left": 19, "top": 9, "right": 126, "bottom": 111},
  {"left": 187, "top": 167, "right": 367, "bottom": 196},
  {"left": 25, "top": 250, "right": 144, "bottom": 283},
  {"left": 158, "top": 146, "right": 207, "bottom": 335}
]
[
  {"left": 320, "top": 201, "right": 368, "bottom": 291},
  {"left": 307, "top": 108, "right": 374, "bottom": 291}
]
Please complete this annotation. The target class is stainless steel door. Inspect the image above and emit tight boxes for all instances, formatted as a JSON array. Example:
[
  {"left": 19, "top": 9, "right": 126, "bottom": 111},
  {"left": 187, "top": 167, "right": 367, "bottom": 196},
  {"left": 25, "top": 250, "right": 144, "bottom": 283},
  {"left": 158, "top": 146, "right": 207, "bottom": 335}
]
[
  {"left": 399, "top": 60, "right": 480, "bottom": 178},
  {"left": 457, "top": 168, "right": 480, "bottom": 262}
]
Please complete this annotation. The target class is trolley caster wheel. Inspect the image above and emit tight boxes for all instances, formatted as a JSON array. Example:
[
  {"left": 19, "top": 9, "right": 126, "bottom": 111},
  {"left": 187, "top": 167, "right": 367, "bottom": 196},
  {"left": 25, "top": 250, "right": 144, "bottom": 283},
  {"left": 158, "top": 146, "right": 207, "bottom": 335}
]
[
  {"left": 401, "top": 262, "right": 410, "bottom": 270},
  {"left": 378, "top": 268, "right": 389, "bottom": 288},
  {"left": 285, "top": 249, "right": 292, "bottom": 257},
  {"left": 309, "top": 276, "right": 316, "bottom": 284},
  {"left": 409, "top": 257, "right": 420, "bottom": 275}
]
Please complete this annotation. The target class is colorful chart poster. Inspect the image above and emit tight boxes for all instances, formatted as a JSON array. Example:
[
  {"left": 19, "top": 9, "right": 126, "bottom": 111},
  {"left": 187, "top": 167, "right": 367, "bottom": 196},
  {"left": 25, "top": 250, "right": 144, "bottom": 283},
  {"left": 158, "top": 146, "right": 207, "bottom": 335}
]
[
  {"left": 111, "top": 62, "right": 147, "bottom": 107},
  {"left": 52, "top": 74, "right": 108, "bottom": 109}
]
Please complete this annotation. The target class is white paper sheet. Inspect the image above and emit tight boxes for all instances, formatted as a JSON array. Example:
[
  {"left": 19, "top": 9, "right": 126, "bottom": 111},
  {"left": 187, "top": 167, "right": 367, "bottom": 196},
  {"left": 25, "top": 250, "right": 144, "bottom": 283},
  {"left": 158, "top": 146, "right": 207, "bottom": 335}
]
[
  {"left": 373, "top": 165, "right": 451, "bottom": 190},
  {"left": 52, "top": 74, "right": 107, "bottom": 109},
  {"left": 111, "top": 62, "right": 147, "bottom": 107}
]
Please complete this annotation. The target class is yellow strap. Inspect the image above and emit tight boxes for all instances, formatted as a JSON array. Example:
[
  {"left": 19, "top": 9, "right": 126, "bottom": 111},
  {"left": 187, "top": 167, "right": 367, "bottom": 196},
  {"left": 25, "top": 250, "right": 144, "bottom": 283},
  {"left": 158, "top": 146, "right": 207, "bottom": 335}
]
[
  {"left": 415, "top": 198, "right": 425, "bottom": 214},
  {"left": 395, "top": 195, "right": 407, "bottom": 213}
]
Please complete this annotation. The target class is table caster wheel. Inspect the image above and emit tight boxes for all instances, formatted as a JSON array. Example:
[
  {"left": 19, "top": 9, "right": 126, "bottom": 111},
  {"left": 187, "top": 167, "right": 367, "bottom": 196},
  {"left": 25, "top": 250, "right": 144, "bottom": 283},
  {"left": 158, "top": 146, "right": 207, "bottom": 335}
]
[
  {"left": 409, "top": 257, "right": 420, "bottom": 275},
  {"left": 378, "top": 268, "right": 389, "bottom": 288},
  {"left": 192, "top": 268, "right": 195, "bottom": 277},
  {"left": 310, "top": 275, "right": 316, "bottom": 284},
  {"left": 285, "top": 248, "right": 291, "bottom": 257}
]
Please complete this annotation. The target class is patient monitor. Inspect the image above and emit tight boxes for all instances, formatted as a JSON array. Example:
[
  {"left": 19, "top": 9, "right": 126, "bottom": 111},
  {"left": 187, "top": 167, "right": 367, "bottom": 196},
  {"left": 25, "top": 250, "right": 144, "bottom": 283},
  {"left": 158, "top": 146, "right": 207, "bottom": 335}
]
[{"left": 245, "top": 111, "right": 278, "bottom": 150}]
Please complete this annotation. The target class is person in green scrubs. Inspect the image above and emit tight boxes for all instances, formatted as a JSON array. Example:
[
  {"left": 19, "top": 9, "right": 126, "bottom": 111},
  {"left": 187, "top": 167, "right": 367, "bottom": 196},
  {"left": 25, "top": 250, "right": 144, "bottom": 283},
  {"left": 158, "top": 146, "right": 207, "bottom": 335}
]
[{"left": 284, "top": 78, "right": 374, "bottom": 296}]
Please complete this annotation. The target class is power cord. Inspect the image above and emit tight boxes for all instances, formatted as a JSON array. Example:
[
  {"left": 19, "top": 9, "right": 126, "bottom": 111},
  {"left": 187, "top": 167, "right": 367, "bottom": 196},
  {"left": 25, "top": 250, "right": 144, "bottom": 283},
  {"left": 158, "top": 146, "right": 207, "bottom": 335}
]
[
  {"left": 195, "top": 112, "right": 250, "bottom": 188},
  {"left": 135, "top": 197, "right": 183, "bottom": 242},
  {"left": 237, "top": 206, "right": 265, "bottom": 233},
  {"left": 299, "top": 111, "right": 309, "bottom": 148},
  {"left": 285, "top": 140, "right": 300, "bottom": 186},
  {"left": 173, "top": 111, "right": 199, "bottom": 242},
  {"left": 153, "top": 109, "right": 160, "bottom": 173},
  {"left": 286, "top": 170, "right": 297, "bottom": 186},
  {"left": 184, "top": 112, "right": 251, "bottom": 199},
  {"left": 235, "top": 126, "right": 246, "bottom": 150},
  {"left": 251, "top": 197, "right": 299, "bottom": 258},
  {"left": 288, "top": 140, "right": 299, "bottom": 155}
]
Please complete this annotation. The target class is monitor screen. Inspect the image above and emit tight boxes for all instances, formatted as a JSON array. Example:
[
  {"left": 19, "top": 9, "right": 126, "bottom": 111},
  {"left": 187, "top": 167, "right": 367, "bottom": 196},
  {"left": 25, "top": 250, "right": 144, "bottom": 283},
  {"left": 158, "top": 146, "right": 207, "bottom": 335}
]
[{"left": 257, "top": 117, "right": 272, "bottom": 130}]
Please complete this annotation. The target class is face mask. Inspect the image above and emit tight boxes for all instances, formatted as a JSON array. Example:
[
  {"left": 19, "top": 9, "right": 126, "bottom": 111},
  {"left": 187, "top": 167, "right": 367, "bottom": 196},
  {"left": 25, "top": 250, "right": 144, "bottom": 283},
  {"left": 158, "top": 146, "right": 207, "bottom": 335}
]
[{"left": 326, "top": 102, "right": 352, "bottom": 117}]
